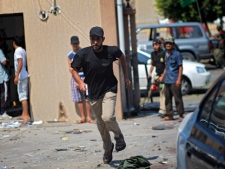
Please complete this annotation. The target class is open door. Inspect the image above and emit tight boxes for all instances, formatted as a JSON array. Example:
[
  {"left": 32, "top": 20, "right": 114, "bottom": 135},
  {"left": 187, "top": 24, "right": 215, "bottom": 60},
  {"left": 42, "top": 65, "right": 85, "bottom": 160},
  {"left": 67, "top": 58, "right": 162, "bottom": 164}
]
[{"left": 0, "top": 13, "right": 29, "bottom": 117}]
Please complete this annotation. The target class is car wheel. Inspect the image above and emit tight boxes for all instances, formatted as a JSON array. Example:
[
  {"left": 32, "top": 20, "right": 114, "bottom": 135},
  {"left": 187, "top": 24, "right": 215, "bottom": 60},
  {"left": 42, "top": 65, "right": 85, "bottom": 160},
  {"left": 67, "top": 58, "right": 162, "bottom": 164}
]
[
  {"left": 181, "top": 52, "right": 195, "bottom": 61},
  {"left": 181, "top": 77, "right": 191, "bottom": 95}
]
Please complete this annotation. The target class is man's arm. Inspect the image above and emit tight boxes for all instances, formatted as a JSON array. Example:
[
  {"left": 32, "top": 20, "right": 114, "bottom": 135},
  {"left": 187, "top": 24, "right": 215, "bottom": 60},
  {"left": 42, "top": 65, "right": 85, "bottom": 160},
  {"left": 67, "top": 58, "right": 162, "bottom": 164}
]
[
  {"left": 119, "top": 54, "right": 131, "bottom": 88},
  {"left": 158, "top": 68, "right": 166, "bottom": 82},
  {"left": 1, "top": 59, "right": 8, "bottom": 65},
  {"left": 148, "top": 65, "right": 154, "bottom": 78},
  {"left": 14, "top": 58, "right": 23, "bottom": 85},
  {"left": 176, "top": 65, "right": 183, "bottom": 86},
  {"left": 72, "top": 68, "right": 85, "bottom": 92},
  {"left": 67, "top": 58, "right": 73, "bottom": 73}
]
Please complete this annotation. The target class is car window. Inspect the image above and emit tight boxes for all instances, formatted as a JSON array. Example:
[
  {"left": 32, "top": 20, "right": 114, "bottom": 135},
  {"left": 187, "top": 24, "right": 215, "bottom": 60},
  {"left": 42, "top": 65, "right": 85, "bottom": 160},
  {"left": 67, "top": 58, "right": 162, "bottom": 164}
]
[
  {"left": 208, "top": 80, "right": 225, "bottom": 141},
  {"left": 136, "top": 28, "right": 152, "bottom": 43},
  {"left": 176, "top": 26, "right": 203, "bottom": 39},
  {"left": 155, "top": 27, "right": 173, "bottom": 39},
  {"left": 199, "top": 85, "right": 219, "bottom": 127}
]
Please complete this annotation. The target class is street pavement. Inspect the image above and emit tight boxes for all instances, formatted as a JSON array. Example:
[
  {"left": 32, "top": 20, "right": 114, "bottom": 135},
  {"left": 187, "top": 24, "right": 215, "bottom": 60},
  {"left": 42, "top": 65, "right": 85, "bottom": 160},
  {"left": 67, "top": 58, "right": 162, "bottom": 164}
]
[
  {"left": 0, "top": 93, "right": 203, "bottom": 169},
  {"left": 0, "top": 64, "right": 222, "bottom": 169}
]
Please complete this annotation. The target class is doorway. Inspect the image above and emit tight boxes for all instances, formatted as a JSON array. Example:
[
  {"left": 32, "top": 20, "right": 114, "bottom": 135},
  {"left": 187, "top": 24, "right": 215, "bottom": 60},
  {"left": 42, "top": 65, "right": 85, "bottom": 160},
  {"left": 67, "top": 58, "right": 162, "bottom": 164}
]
[{"left": 0, "top": 13, "right": 28, "bottom": 117}]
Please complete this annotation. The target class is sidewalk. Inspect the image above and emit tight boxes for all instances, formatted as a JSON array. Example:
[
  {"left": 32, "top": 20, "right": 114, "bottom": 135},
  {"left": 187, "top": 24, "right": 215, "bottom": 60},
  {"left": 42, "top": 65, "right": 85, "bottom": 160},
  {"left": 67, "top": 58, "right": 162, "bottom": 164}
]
[{"left": 0, "top": 93, "right": 203, "bottom": 169}]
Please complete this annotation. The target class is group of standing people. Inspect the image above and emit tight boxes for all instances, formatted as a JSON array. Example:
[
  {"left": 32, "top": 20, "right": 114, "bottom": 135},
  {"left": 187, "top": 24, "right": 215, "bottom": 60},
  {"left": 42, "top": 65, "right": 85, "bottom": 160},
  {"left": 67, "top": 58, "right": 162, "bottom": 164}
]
[
  {"left": 148, "top": 36, "right": 184, "bottom": 122},
  {"left": 0, "top": 36, "right": 30, "bottom": 123}
]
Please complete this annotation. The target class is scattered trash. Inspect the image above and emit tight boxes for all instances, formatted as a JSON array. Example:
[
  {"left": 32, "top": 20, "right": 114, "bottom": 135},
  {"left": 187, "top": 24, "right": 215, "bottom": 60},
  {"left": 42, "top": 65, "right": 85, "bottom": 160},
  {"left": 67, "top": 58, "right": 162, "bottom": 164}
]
[
  {"left": 152, "top": 124, "right": 174, "bottom": 130},
  {"left": 95, "top": 150, "right": 101, "bottom": 152},
  {"left": 32, "top": 121, "right": 43, "bottom": 125},
  {"left": 0, "top": 166, "right": 8, "bottom": 169},
  {"left": 24, "top": 153, "right": 34, "bottom": 157},
  {"left": 61, "top": 136, "right": 69, "bottom": 141},
  {"left": 78, "top": 145, "right": 85, "bottom": 150},
  {"left": 134, "top": 122, "right": 140, "bottom": 125},
  {"left": 47, "top": 121, "right": 66, "bottom": 123},
  {"left": 81, "top": 129, "right": 93, "bottom": 133},
  {"left": 0, "top": 135, "right": 10, "bottom": 140},
  {"left": 74, "top": 146, "right": 87, "bottom": 152},
  {"left": 10, "top": 136, "right": 20, "bottom": 141},
  {"left": 55, "top": 149, "right": 68, "bottom": 151},
  {"left": 158, "top": 161, "right": 168, "bottom": 164},
  {"left": 73, "top": 129, "right": 82, "bottom": 134},
  {"left": 163, "top": 157, "right": 168, "bottom": 161},
  {"left": 152, "top": 135, "right": 157, "bottom": 138},
  {"left": 90, "top": 139, "right": 97, "bottom": 141},
  {"left": 0, "top": 121, "right": 21, "bottom": 129}
]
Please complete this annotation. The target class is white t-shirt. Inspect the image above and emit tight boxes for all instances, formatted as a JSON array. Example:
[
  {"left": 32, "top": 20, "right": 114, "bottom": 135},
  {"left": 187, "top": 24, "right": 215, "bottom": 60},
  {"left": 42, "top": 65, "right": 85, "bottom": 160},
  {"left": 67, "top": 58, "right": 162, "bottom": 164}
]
[{"left": 14, "top": 47, "right": 29, "bottom": 80}]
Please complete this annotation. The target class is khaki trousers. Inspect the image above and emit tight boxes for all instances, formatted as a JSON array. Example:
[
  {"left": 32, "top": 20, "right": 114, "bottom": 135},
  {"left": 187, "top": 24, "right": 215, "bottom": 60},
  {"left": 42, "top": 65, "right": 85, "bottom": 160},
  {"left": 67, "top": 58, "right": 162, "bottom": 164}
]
[
  {"left": 159, "top": 84, "right": 166, "bottom": 114},
  {"left": 87, "top": 92, "right": 122, "bottom": 151}
]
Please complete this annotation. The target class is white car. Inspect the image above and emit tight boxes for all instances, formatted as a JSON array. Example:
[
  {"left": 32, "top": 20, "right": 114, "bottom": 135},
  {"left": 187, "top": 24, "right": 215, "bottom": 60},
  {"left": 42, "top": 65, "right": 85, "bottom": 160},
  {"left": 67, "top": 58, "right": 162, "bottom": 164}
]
[{"left": 137, "top": 49, "right": 211, "bottom": 95}]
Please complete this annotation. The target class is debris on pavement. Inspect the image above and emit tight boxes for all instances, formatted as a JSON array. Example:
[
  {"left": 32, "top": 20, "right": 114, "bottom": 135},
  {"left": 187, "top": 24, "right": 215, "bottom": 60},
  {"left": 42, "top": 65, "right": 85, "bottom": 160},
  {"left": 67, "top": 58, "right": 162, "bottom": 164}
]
[
  {"left": 55, "top": 148, "right": 68, "bottom": 151},
  {"left": 0, "top": 121, "right": 21, "bottom": 129},
  {"left": 152, "top": 123, "right": 174, "bottom": 130},
  {"left": 60, "top": 136, "right": 69, "bottom": 141}
]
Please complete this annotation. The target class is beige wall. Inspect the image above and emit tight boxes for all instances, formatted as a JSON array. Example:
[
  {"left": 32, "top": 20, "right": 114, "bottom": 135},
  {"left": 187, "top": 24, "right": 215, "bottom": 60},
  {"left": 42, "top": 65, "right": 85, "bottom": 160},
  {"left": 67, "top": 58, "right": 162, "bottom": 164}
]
[
  {"left": 0, "top": 0, "right": 123, "bottom": 121},
  {"left": 126, "top": 0, "right": 162, "bottom": 26}
]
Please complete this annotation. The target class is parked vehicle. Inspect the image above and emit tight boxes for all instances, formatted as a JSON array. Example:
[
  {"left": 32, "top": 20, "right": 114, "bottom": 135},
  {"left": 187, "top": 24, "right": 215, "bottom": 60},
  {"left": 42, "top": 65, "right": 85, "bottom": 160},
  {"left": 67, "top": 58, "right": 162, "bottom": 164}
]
[
  {"left": 136, "top": 49, "right": 211, "bottom": 95},
  {"left": 136, "top": 22, "right": 214, "bottom": 61},
  {"left": 176, "top": 72, "right": 225, "bottom": 169}
]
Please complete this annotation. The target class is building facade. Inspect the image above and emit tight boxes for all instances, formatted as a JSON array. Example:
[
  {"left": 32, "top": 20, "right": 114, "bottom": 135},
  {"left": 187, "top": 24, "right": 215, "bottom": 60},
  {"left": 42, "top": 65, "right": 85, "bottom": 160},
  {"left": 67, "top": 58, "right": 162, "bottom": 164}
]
[{"left": 0, "top": 0, "right": 124, "bottom": 121}]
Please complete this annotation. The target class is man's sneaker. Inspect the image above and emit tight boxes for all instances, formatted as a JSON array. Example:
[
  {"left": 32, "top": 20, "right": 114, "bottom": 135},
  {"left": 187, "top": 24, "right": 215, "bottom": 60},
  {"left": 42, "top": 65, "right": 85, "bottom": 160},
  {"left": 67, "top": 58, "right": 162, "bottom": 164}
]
[{"left": 0, "top": 113, "right": 12, "bottom": 120}]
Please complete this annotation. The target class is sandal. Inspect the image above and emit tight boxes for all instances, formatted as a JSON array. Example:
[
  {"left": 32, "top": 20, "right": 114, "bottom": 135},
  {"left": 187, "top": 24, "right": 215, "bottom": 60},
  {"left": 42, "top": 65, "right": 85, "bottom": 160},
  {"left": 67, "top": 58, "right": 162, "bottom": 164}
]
[
  {"left": 86, "top": 119, "right": 96, "bottom": 124},
  {"left": 161, "top": 115, "right": 174, "bottom": 121},
  {"left": 75, "top": 119, "right": 86, "bottom": 124},
  {"left": 114, "top": 134, "right": 126, "bottom": 152},
  {"left": 103, "top": 143, "right": 114, "bottom": 164}
]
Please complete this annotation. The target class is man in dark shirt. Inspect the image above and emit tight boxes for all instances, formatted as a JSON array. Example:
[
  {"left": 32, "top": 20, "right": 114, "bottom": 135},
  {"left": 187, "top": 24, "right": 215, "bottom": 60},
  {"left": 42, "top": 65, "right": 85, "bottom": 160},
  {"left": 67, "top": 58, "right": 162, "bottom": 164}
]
[
  {"left": 214, "top": 25, "right": 225, "bottom": 67},
  {"left": 148, "top": 39, "right": 166, "bottom": 117},
  {"left": 159, "top": 37, "right": 184, "bottom": 122},
  {"left": 71, "top": 26, "right": 131, "bottom": 164}
]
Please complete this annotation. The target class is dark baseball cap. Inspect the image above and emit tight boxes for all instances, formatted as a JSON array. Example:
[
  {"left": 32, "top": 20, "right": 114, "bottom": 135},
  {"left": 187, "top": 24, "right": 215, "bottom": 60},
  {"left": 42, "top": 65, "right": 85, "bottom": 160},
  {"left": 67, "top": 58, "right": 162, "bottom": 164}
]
[
  {"left": 70, "top": 36, "right": 79, "bottom": 44},
  {"left": 152, "top": 39, "right": 161, "bottom": 44},
  {"left": 89, "top": 26, "right": 104, "bottom": 37}
]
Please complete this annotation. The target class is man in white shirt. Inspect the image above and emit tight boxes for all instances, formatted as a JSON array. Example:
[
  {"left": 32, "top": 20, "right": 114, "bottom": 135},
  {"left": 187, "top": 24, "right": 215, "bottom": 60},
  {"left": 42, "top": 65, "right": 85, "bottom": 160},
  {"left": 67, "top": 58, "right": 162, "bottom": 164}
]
[{"left": 13, "top": 36, "right": 30, "bottom": 122}]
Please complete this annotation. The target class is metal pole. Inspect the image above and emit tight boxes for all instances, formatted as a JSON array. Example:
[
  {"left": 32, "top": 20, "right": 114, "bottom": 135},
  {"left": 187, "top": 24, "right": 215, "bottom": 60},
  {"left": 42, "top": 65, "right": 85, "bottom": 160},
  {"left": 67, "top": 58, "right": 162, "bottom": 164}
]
[
  {"left": 196, "top": 0, "right": 202, "bottom": 23},
  {"left": 116, "top": 0, "right": 125, "bottom": 53}
]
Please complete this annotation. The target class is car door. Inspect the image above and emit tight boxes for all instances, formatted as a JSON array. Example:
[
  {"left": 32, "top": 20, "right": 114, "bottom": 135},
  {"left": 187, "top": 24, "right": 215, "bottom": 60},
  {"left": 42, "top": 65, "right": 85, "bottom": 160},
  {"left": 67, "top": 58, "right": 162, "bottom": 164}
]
[
  {"left": 136, "top": 28, "right": 153, "bottom": 51},
  {"left": 185, "top": 78, "right": 225, "bottom": 169}
]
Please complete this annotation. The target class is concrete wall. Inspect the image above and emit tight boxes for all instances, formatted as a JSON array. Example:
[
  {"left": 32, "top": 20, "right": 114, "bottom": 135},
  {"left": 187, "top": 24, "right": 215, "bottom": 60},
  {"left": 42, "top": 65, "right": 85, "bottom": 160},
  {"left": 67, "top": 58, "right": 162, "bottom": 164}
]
[
  {"left": 135, "top": 0, "right": 160, "bottom": 26},
  {"left": 0, "top": 0, "right": 123, "bottom": 122}
]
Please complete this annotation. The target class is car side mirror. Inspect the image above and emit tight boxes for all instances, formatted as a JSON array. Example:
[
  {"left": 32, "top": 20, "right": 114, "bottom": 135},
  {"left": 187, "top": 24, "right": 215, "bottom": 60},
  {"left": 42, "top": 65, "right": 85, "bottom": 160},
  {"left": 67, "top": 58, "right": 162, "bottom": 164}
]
[{"left": 156, "top": 32, "right": 160, "bottom": 37}]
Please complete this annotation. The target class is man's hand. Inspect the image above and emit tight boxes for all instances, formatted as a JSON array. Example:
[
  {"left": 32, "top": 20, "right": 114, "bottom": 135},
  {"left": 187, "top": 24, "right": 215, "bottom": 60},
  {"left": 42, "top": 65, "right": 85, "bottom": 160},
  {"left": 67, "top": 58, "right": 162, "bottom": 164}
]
[
  {"left": 158, "top": 76, "right": 163, "bottom": 83},
  {"left": 148, "top": 72, "right": 152, "bottom": 78},
  {"left": 176, "top": 79, "right": 181, "bottom": 87},
  {"left": 125, "top": 78, "right": 131, "bottom": 88},
  {"left": 75, "top": 83, "right": 79, "bottom": 88},
  {"left": 78, "top": 81, "right": 86, "bottom": 93},
  {"left": 14, "top": 75, "right": 19, "bottom": 85}
]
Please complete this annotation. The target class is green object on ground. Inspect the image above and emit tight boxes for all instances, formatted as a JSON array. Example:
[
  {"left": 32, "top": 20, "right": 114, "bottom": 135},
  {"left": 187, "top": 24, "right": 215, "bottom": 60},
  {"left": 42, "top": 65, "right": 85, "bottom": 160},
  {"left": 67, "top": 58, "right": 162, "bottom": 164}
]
[{"left": 117, "top": 155, "right": 150, "bottom": 169}]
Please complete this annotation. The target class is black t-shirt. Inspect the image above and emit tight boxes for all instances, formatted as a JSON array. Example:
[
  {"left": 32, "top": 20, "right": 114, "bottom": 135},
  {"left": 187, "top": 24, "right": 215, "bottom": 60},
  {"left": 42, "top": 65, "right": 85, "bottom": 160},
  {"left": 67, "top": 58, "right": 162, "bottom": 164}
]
[
  {"left": 71, "top": 45, "right": 122, "bottom": 100},
  {"left": 151, "top": 49, "right": 165, "bottom": 75}
]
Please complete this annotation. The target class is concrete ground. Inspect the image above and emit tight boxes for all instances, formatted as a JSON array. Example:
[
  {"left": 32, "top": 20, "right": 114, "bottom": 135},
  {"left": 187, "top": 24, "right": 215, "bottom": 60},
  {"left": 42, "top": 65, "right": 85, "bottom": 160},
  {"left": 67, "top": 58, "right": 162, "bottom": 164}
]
[{"left": 0, "top": 92, "right": 204, "bottom": 169}]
